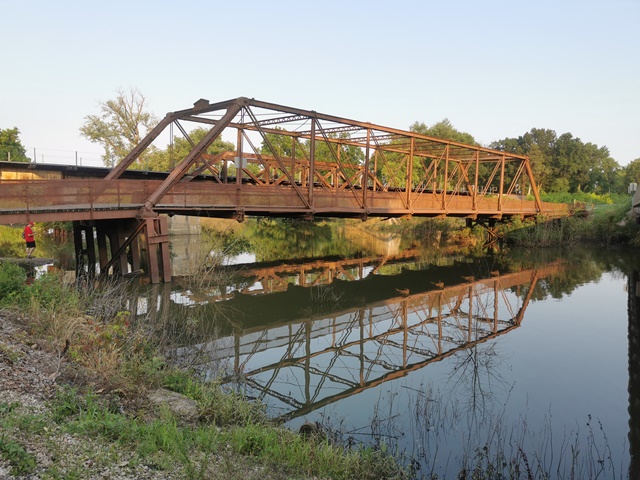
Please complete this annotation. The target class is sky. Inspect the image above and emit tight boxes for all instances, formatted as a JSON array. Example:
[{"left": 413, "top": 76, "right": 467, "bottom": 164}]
[{"left": 1, "top": 0, "right": 639, "bottom": 167}]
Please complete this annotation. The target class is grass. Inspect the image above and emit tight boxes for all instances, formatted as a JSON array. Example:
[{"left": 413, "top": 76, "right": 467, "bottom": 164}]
[
  {"left": 0, "top": 262, "right": 408, "bottom": 479},
  {"left": 1, "top": 385, "right": 406, "bottom": 479},
  {"left": 502, "top": 200, "right": 639, "bottom": 247}
]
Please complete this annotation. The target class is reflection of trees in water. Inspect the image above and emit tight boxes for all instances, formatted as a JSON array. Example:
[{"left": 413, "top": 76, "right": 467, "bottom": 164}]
[
  {"left": 447, "top": 342, "right": 512, "bottom": 424},
  {"left": 245, "top": 218, "right": 369, "bottom": 262},
  {"left": 495, "top": 245, "right": 640, "bottom": 302}
]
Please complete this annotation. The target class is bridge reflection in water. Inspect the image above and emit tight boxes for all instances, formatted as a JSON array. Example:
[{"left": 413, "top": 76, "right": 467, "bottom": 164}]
[{"left": 150, "top": 255, "right": 564, "bottom": 421}]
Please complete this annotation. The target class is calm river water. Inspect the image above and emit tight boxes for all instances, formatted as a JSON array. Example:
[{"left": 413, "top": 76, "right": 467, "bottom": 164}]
[
  {"left": 16, "top": 221, "right": 633, "bottom": 479},
  {"left": 118, "top": 222, "right": 638, "bottom": 480}
]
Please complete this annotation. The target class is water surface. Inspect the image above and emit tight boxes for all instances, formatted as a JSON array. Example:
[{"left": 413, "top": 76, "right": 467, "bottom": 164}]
[{"left": 140, "top": 231, "right": 639, "bottom": 479}]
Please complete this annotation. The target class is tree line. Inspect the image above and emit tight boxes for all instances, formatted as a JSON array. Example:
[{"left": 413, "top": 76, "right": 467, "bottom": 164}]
[{"left": 2, "top": 87, "right": 639, "bottom": 195}]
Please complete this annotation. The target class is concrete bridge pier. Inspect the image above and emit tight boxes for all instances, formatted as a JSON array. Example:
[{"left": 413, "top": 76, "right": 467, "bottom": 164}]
[{"left": 73, "top": 216, "right": 172, "bottom": 284}]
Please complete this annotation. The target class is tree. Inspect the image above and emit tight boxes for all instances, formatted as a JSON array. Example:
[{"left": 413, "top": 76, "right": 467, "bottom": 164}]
[
  {"left": 0, "top": 127, "right": 29, "bottom": 162},
  {"left": 410, "top": 119, "right": 477, "bottom": 145},
  {"left": 491, "top": 128, "right": 557, "bottom": 192},
  {"left": 261, "top": 128, "right": 304, "bottom": 159},
  {"left": 80, "top": 87, "right": 158, "bottom": 167},
  {"left": 491, "top": 128, "right": 623, "bottom": 194},
  {"left": 625, "top": 158, "right": 640, "bottom": 190},
  {"left": 146, "top": 127, "right": 234, "bottom": 172},
  {"left": 260, "top": 130, "right": 365, "bottom": 184}
]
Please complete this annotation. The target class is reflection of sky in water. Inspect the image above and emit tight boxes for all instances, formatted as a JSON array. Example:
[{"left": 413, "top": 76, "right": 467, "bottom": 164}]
[
  {"left": 213, "top": 269, "right": 631, "bottom": 477},
  {"left": 224, "top": 253, "right": 256, "bottom": 265}
]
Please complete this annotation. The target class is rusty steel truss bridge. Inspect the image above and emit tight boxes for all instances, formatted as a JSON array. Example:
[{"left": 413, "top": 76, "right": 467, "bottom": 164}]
[{"left": 0, "top": 97, "right": 570, "bottom": 282}]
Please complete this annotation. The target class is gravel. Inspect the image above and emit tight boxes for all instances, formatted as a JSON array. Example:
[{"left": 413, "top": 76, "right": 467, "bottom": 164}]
[{"left": 0, "top": 311, "right": 182, "bottom": 480}]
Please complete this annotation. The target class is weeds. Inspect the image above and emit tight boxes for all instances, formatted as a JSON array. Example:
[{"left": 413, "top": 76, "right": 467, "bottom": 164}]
[
  {"left": 0, "top": 340, "right": 21, "bottom": 363},
  {"left": 0, "top": 261, "right": 27, "bottom": 305},
  {"left": 0, "top": 269, "right": 408, "bottom": 479},
  {"left": 503, "top": 200, "right": 639, "bottom": 247},
  {"left": 0, "top": 434, "right": 36, "bottom": 476},
  {"left": 43, "top": 386, "right": 406, "bottom": 480}
]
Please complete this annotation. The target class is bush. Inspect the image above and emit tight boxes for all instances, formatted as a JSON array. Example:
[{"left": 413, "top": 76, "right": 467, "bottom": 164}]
[
  {"left": 539, "top": 191, "right": 628, "bottom": 206},
  {"left": 0, "top": 262, "right": 27, "bottom": 305}
]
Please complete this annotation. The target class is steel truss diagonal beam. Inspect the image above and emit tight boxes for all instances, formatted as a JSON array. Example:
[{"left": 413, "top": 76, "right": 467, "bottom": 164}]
[{"left": 99, "top": 96, "right": 553, "bottom": 220}]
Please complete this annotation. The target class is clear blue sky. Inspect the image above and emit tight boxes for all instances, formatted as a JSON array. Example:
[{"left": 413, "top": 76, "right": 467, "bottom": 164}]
[{"left": 2, "top": 0, "right": 638, "bottom": 167}]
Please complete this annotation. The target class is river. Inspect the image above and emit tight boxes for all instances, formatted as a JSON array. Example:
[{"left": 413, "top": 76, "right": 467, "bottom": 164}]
[
  {"left": 128, "top": 221, "right": 637, "bottom": 479},
  {"left": 10, "top": 220, "right": 639, "bottom": 478}
]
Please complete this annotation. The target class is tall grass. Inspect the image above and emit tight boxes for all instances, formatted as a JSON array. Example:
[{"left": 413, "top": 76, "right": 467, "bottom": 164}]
[
  {"left": 503, "top": 200, "right": 639, "bottom": 247},
  {"left": 539, "top": 191, "right": 628, "bottom": 206}
]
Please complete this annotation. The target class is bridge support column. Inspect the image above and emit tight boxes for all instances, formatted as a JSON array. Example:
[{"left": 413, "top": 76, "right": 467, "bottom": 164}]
[
  {"left": 73, "top": 221, "right": 97, "bottom": 280},
  {"left": 141, "top": 216, "right": 172, "bottom": 284},
  {"left": 466, "top": 217, "right": 502, "bottom": 249},
  {"left": 73, "top": 217, "right": 172, "bottom": 284}
]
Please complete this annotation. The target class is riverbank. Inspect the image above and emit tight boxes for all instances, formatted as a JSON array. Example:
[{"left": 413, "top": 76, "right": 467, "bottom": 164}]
[
  {"left": 500, "top": 200, "right": 639, "bottom": 247},
  {"left": 0, "top": 262, "right": 408, "bottom": 480}
]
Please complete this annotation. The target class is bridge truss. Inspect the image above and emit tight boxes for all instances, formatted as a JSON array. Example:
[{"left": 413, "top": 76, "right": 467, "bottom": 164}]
[
  {"left": 0, "top": 97, "right": 569, "bottom": 282},
  {"left": 104, "top": 97, "right": 563, "bottom": 220}
]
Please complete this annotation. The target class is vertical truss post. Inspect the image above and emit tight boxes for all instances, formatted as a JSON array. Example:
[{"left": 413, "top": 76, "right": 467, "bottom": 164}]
[
  {"left": 473, "top": 151, "right": 480, "bottom": 211},
  {"left": 236, "top": 115, "right": 244, "bottom": 212},
  {"left": 498, "top": 154, "right": 506, "bottom": 212},
  {"left": 309, "top": 119, "right": 316, "bottom": 208},
  {"left": 432, "top": 156, "right": 438, "bottom": 193},
  {"left": 372, "top": 148, "right": 377, "bottom": 193},
  {"left": 291, "top": 138, "right": 296, "bottom": 184},
  {"left": 442, "top": 146, "right": 449, "bottom": 210},
  {"left": 407, "top": 138, "right": 414, "bottom": 209},
  {"left": 363, "top": 129, "right": 371, "bottom": 211}
]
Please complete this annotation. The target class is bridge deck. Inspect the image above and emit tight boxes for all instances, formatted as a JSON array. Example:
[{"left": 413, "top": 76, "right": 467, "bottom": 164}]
[{"left": 0, "top": 177, "right": 566, "bottom": 224}]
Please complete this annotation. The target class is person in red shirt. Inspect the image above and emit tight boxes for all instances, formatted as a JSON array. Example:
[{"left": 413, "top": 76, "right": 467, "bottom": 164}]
[{"left": 23, "top": 222, "right": 36, "bottom": 258}]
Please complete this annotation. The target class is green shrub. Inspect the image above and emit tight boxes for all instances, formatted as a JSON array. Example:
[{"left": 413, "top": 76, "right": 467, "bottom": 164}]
[
  {"left": 27, "top": 271, "right": 81, "bottom": 313},
  {"left": 539, "top": 191, "right": 628, "bottom": 205},
  {"left": 0, "top": 262, "right": 27, "bottom": 305}
]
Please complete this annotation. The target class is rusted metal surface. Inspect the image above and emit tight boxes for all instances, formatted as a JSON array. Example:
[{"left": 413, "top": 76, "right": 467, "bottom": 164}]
[
  {"left": 0, "top": 97, "right": 570, "bottom": 225},
  {"left": 0, "top": 98, "right": 571, "bottom": 284},
  {"left": 0, "top": 178, "right": 566, "bottom": 225}
]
